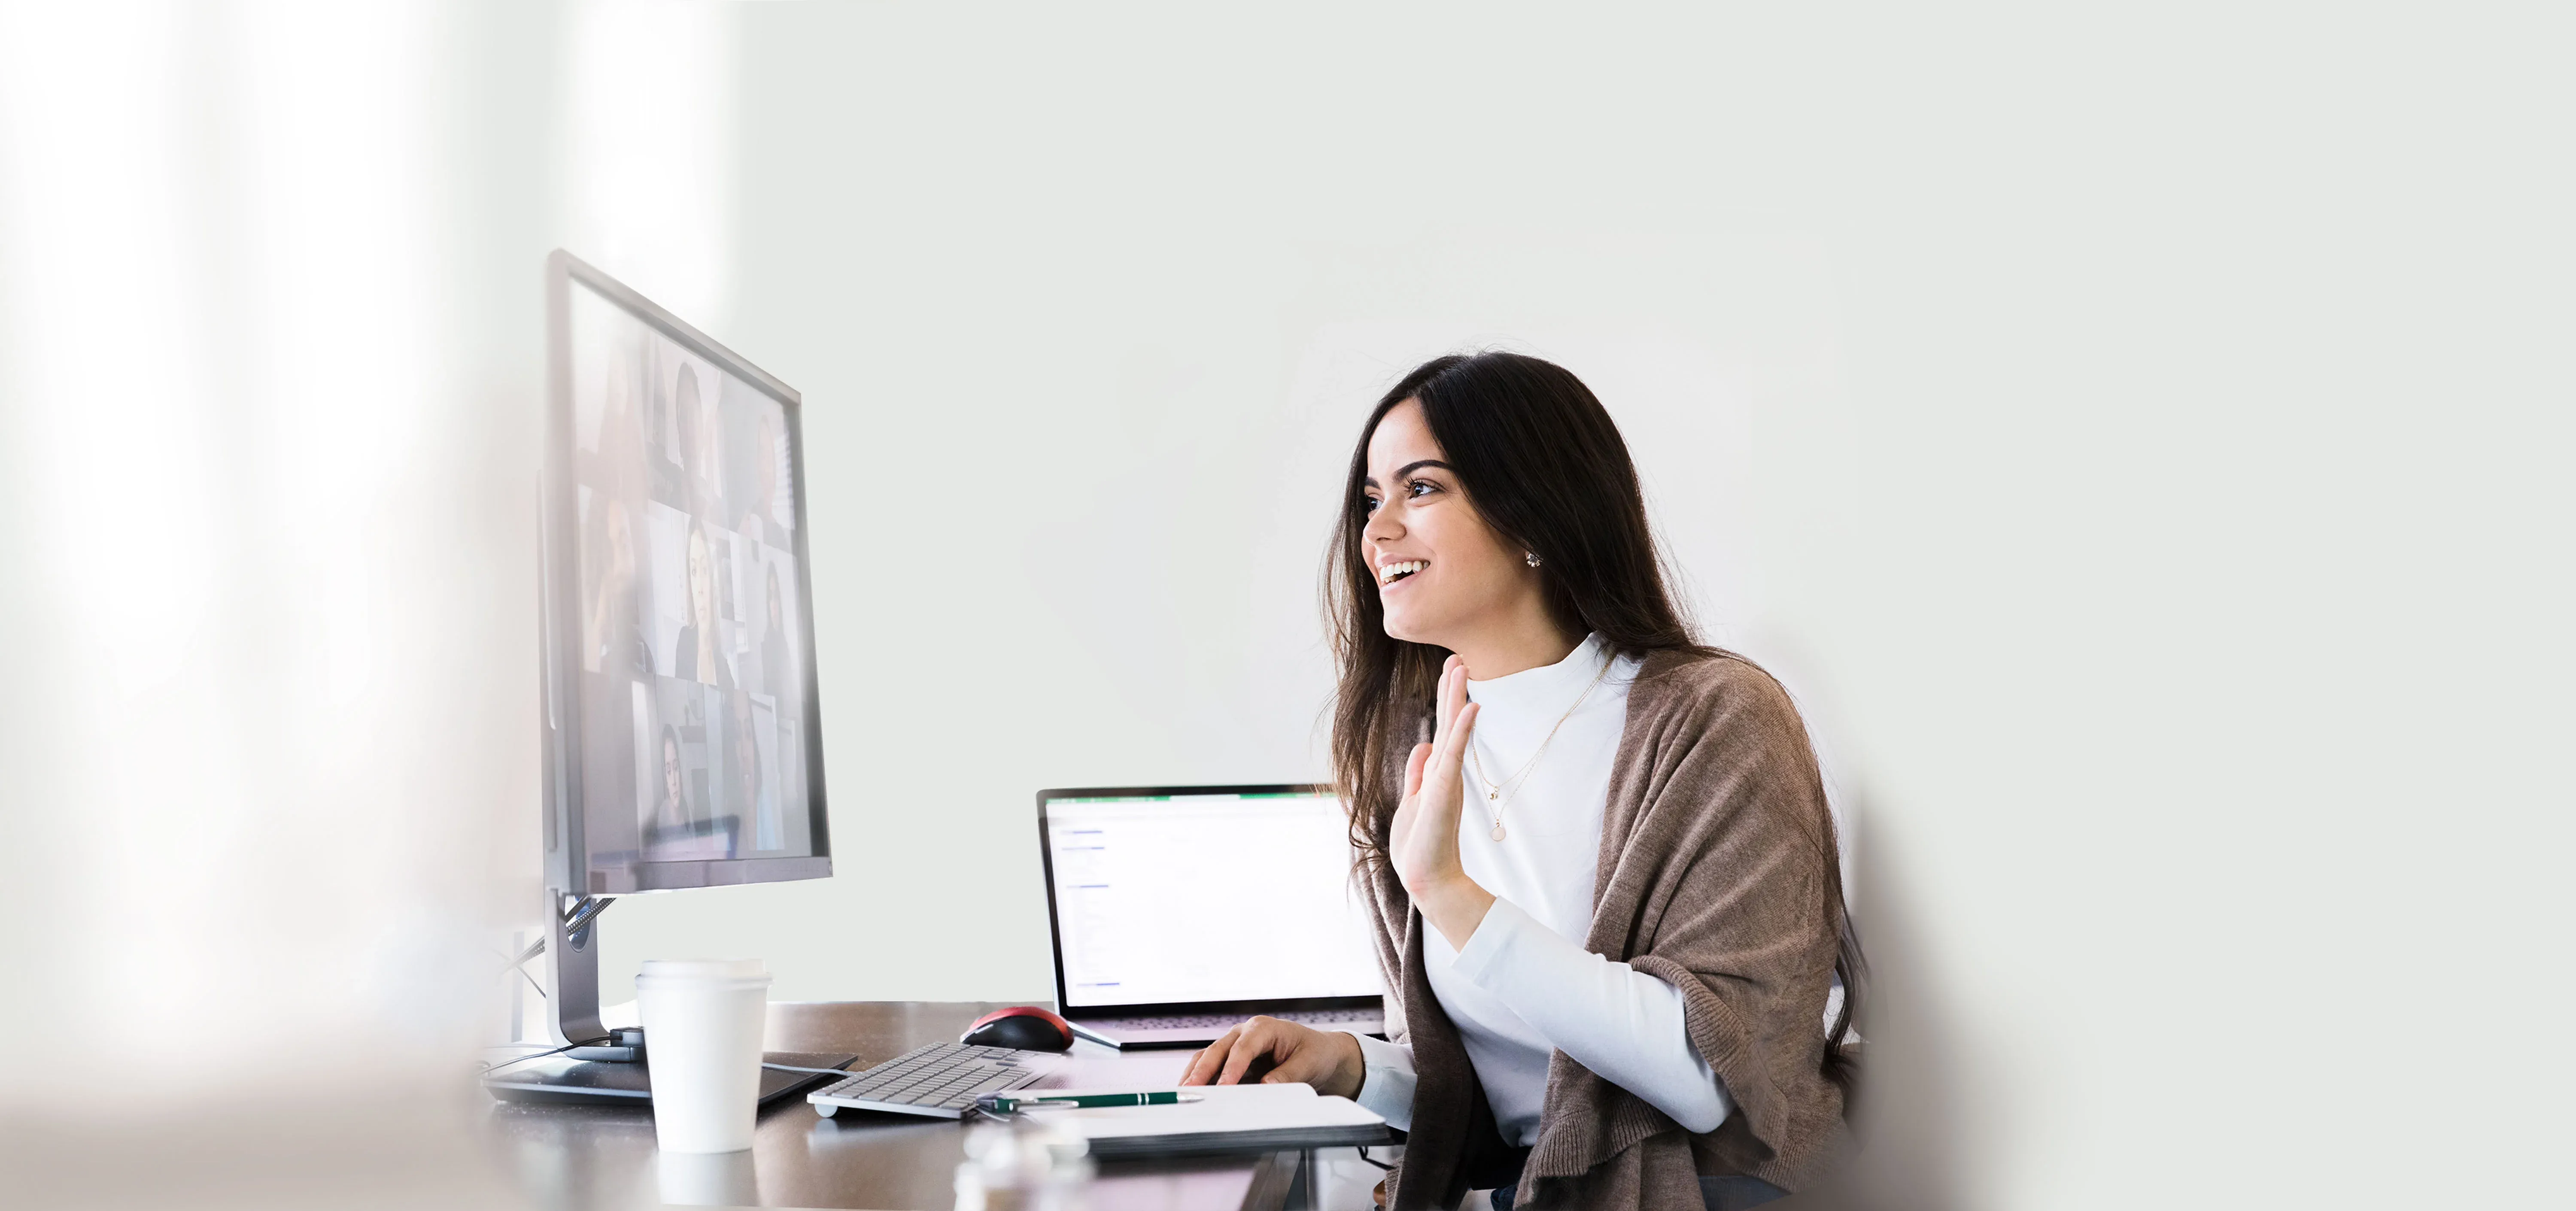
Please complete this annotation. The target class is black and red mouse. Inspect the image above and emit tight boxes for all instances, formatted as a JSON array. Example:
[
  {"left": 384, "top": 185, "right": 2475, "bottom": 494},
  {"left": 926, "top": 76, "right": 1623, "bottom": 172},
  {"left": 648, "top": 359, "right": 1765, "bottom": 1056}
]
[{"left": 960, "top": 1006, "right": 1075, "bottom": 1051}]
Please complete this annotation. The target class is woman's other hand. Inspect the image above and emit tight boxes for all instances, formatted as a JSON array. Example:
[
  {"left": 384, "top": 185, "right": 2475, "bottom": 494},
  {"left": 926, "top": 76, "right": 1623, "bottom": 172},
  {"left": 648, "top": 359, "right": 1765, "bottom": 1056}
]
[
  {"left": 1177, "top": 1016, "right": 1366, "bottom": 1099},
  {"left": 1386, "top": 656, "right": 1497, "bottom": 947}
]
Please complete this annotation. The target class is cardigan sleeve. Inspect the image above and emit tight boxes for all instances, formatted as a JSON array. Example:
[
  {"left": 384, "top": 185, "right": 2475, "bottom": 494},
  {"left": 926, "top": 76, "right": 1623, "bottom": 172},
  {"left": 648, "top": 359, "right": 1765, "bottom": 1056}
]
[
  {"left": 1601, "top": 658, "right": 1844, "bottom": 1175},
  {"left": 1335, "top": 1030, "right": 1420, "bottom": 1131},
  {"left": 1511, "top": 653, "right": 1850, "bottom": 1199}
]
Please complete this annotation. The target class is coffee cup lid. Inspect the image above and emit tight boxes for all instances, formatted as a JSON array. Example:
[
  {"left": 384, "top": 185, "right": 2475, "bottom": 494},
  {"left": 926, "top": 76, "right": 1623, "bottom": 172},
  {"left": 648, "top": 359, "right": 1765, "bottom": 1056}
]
[{"left": 638, "top": 958, "right": 769, "bottom": 982}]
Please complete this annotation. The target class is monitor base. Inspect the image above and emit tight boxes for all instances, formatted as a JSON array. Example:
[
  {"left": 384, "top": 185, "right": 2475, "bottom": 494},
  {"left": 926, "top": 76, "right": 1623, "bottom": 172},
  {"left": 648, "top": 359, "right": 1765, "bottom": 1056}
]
[{"left": 483, "top": 1050, "right": 857, "bottom": 1108}]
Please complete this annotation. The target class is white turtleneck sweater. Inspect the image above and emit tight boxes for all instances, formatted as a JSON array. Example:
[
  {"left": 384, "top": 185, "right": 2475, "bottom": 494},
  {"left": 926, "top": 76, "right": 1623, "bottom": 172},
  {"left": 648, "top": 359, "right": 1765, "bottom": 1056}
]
[{"left": 1339, "top": 634, "right": 1734, "bottom": 1144}]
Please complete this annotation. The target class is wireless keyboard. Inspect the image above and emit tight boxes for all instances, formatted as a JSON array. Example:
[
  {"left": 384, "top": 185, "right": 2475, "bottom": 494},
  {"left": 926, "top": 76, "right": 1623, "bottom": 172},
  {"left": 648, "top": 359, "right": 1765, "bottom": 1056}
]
[{"left": 808, "top": 1042, "right": 1048, "bottom": 1120}]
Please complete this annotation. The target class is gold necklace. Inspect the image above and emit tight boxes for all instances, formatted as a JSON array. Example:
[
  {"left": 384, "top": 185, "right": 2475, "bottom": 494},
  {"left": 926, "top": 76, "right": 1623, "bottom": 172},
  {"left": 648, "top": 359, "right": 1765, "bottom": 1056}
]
[{"left": 1466, "top": 650, "right": 1614, "bottom": 842}]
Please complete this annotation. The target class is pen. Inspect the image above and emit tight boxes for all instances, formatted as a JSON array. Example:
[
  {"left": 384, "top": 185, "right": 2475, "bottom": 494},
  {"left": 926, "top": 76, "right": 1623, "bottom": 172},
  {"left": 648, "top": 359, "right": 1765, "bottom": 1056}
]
[{"left": 977, "top": 1091, "right": 1204, "bottom": 1114}]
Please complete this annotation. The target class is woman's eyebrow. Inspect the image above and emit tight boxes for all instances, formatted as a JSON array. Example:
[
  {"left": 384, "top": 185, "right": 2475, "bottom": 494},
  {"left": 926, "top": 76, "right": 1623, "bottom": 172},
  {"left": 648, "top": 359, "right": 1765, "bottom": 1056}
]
[{"left": 1364, "top": 458, "right": 1454, "bottom": 489}]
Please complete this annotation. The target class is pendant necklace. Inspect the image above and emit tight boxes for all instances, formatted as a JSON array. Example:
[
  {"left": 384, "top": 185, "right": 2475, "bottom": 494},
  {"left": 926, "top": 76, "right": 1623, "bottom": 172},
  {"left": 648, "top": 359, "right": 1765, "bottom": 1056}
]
[{"left": 1466, "top": 650, "right": 1614, "bottom": 842}]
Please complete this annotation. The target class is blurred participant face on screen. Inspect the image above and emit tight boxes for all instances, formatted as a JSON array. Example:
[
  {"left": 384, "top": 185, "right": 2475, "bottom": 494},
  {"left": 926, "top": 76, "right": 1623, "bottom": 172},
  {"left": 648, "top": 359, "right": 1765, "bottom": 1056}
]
[
  {"left": 586, "top": 500, "right": 639, "bottom": 674},
  {"left": 660, "top": 730, "right": 686, "bottom": 822},
  {"left": 684, "top": 527, "right": 718, "bottom": 684},
  {"left": 687, "top": 530, "right": 713, "bottom": 626},
  {"left": 675, "top": 364, "right": 723, "bottom": 513}
]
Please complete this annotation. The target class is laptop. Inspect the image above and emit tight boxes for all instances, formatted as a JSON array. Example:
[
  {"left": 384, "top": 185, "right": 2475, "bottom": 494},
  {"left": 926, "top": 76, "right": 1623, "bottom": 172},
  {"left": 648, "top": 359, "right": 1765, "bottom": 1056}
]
[{"left": 1036, "top": 785, "right": 1387, "bottom": 1049}]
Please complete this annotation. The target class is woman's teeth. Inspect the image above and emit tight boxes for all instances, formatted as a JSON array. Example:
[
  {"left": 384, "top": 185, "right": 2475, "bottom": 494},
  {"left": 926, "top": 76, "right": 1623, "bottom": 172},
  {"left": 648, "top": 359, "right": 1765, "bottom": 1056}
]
[{"left": 1378, "top": 560, "right": 1425, "bottom": 586}]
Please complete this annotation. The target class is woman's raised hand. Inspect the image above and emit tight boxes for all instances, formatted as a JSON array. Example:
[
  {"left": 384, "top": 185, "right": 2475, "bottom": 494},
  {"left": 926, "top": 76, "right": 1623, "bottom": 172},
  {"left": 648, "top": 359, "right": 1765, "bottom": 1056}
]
[{"left": 1386, "top": 656, "right": 1496, "bottom": 948}]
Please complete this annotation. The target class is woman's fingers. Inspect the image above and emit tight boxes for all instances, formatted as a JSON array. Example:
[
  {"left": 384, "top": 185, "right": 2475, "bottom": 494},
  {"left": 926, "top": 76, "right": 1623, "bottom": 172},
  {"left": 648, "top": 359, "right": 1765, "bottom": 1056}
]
[
  {"left": 1439, "top": 662, "right": 1471, "bottom": 752},
  {"left": 1216, "top": 1018, "right": 1289, "bottom": 1085},
  {"left": 1426, "top": 689, "right": 1477, "bottom": 795},
  {"left": 1441, "top": 701, "right": 1479, "bottom": 768},
  {"left": 1178, "top": 1018, "right": 1360, "bottom": 1095},
  {"left": 1403, "top": 742, "right": 1432, "bottom": 799},
  {"left": 1178, "top": 1026, "right": 1242, "bottom": 1086},
  {"left": 1420, "top": 704, "right": 1476, "bottom": 834}
]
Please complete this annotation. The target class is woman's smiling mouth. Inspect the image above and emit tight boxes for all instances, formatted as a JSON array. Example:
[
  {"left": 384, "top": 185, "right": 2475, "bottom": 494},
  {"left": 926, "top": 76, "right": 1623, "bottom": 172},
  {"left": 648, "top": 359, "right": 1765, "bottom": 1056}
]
[{"left": 1378, "top": 559, "right": 1427, "bottom": 586}]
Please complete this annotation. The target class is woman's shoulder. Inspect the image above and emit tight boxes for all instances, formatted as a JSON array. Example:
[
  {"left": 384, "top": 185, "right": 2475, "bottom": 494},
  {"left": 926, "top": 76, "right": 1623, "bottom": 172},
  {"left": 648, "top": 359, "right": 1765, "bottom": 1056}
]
[{"left": 1626, "top": 647, "right": 1808, "bottom": 740}]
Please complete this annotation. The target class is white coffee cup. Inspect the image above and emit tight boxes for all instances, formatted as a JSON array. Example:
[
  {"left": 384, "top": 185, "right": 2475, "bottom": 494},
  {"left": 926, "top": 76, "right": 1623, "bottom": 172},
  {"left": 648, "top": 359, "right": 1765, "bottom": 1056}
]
[{"left": 636, "top": 958, "right": 773, "bottom": 1153}]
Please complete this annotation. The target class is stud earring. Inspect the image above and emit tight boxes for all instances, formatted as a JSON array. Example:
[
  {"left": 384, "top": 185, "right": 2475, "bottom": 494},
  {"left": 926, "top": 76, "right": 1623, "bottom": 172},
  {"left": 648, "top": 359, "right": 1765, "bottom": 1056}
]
[{"left": 1525, "top": 551, "right": 1543, "bottom": 568}]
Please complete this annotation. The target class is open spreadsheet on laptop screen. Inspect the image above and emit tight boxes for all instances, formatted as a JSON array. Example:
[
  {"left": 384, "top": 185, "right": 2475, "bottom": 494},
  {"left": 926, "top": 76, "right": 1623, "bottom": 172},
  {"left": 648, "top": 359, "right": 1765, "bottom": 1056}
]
[{"left": 1039, "top": 789, "right": 1385, "bottom": 1010}]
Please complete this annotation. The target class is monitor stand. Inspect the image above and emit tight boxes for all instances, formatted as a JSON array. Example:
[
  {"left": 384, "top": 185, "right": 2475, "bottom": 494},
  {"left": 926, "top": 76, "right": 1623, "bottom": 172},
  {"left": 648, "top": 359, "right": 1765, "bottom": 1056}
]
[{"left": 482, "top": 894, "right": 853, "bottom": 1108}]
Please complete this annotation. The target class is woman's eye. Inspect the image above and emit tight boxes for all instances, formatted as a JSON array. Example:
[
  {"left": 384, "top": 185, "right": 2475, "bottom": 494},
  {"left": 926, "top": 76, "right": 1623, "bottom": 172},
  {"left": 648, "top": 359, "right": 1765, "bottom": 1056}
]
[
  {"left": 1406, "top": 480, "right": 1436, "bottom": 498},
  {"left": 1361, "top": 495, "right": 1380, "bottom": 514}
]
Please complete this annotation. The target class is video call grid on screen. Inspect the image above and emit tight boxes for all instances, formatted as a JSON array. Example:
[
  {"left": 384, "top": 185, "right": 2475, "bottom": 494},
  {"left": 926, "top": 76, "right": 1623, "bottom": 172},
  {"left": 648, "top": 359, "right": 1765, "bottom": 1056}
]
[
  {"left": 1042, "top": 792, "right": 1385, "bottom": 1009},
  {"left": 562, "top": 272, "right": 820, "bottom": 892}
]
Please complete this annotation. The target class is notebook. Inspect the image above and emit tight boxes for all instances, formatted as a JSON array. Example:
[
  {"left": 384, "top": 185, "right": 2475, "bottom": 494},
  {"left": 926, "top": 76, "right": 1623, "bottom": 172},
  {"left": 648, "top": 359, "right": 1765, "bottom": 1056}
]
[{"left": 1016, "top": 1083, "right": 1391, "bottom": 1157}]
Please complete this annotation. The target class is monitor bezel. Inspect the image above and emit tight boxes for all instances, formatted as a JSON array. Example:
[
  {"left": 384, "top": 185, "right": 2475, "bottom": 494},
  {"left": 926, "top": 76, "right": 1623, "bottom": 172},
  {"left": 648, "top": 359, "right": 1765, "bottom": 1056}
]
[
  {"left": 1033, "top": 783, "right": 1385, "bottom": 1021},
  {"left": 542, "top": 249, "right": 832, "bottom": 896}
]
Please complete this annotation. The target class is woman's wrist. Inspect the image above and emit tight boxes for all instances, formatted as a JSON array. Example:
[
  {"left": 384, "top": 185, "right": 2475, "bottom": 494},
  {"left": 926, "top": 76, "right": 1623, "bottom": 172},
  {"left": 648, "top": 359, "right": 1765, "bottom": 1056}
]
[
  {"left": 1413, "top": 874, "right": 1496, "bottom": 951},
  {"left": 1333, "top": 1029, "right": 1367, "bottom": 1100}
]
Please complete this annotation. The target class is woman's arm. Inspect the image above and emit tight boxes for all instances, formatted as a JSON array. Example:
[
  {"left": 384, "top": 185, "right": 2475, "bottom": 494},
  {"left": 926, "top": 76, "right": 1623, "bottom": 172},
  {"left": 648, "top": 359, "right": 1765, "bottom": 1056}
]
[
  {"left": 1390, "top": 656, "right": 1730, "bottom": 1128},
  {"left": 1452, "top": 898, "right": 1732, "bottom": 1132}
]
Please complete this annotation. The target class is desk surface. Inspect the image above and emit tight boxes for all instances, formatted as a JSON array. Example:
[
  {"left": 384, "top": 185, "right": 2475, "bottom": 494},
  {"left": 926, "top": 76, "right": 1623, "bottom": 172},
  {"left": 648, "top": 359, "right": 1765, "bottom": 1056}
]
[{"left": 485, "top": 1001, "right": 1338, "bottom": 1211}]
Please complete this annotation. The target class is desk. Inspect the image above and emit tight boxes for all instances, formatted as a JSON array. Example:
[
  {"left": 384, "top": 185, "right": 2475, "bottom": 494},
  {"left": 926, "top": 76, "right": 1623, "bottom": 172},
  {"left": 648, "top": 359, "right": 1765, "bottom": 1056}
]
[{"left": 486, "top": 1001, "right": 1394, "bottom": 1210}]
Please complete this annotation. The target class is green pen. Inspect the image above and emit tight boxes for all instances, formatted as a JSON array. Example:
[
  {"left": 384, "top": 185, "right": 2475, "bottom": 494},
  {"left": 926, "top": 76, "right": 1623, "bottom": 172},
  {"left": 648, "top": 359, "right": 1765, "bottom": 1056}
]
[{"left": 977, "top": 1090, "right": 1204, "bottom": 1114}]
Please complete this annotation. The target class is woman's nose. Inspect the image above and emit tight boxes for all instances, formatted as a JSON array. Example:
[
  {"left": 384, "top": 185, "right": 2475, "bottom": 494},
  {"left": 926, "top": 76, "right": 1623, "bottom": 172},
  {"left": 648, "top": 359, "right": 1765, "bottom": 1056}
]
[{"left": 1363, "top": 503, "right": 1402, "bottom": 542}]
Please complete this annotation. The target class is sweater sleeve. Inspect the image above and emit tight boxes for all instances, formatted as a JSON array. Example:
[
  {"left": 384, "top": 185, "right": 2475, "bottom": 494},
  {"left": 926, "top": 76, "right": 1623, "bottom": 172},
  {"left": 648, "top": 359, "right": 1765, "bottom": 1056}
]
[
  {"left": 1334, "top": 1030, "right": 1419, "bottom": 1131},
  {"left": 1451, "top": 897, "right": 1735, "bottom": 1133}
]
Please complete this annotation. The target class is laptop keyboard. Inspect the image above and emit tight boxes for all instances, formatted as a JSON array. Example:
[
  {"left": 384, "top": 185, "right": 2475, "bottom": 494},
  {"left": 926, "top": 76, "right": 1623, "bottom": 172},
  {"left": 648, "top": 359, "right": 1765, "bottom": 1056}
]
[{"left": 808, "top": 1043, "right": 1045, "bottom": 1119}]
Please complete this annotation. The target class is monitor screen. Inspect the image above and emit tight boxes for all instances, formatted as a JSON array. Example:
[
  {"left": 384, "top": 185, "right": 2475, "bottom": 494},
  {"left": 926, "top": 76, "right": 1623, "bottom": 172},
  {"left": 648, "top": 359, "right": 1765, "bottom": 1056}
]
[
  {"left": 1041, "top": 791, "right": 1383, "bottom": 1009},
  {"left": 549, "top": 255, "right": 828, "bottom": 894}
]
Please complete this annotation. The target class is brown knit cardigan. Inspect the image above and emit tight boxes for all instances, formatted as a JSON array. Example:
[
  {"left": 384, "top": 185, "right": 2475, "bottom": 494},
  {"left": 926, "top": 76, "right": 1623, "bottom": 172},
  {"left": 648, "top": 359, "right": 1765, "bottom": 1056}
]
[{"left": 1359, "top": 650, "right": 1850, "bottom": 1209}]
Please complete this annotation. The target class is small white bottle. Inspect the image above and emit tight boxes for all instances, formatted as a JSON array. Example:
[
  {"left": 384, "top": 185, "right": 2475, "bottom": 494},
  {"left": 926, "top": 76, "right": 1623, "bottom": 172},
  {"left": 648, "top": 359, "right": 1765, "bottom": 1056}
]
[{"left": 952, "top": 1116, "right": 1094, "bottom": 1211}]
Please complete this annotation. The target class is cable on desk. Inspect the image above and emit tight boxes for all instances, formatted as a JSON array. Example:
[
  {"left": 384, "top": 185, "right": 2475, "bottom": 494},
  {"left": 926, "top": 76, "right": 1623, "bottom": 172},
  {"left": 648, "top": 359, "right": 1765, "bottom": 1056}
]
[
  {"left": 480, "top": 1042, "right": 584, "bottom": 1077},
  {"left": 1355, "top": 1146, "right": 1395, "bottom": 1170},
  {"left": 762, "top": 1062, "right": 856, "bottom": 1077}
]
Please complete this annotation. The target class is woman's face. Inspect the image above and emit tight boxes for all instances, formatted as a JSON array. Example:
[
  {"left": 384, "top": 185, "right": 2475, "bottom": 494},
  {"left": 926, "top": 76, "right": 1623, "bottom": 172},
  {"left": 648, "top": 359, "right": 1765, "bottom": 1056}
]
[
  {"left": 687, "top": 533, "right": 714, "bottom": 627},
  {"left": 1360, "top": 400, "right": 1534, "bottom": 649},
  {"left": 662, "top": 737, "right": 684, "bottom": 807}
]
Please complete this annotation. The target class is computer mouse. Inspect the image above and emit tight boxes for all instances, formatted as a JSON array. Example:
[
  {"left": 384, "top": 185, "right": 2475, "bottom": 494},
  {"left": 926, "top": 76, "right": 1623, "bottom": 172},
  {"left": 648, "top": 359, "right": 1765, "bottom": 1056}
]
[{"left": 960, "top": 1006, "right": 1076, "bottom": 1052}]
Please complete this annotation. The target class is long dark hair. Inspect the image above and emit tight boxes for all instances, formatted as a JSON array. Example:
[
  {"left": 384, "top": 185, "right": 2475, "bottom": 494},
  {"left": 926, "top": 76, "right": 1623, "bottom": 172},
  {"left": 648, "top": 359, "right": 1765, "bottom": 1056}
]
[{"left": 1321, "top": 351, "right": 1864, "bottom": 1093}]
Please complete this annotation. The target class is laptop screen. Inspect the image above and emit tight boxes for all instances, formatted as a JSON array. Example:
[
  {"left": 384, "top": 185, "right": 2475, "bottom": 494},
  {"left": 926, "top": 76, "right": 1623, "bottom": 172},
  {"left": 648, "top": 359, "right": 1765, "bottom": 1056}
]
[{"left": 1040, "top": 789, "right": 1385, "bottom": 1011}]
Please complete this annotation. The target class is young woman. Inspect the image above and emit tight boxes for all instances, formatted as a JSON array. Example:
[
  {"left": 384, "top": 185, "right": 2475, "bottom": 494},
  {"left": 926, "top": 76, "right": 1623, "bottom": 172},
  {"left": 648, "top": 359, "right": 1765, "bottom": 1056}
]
[
  {"left": 1180, "top": 353, "right": 1860, "bottom": 1210},
  {"left": 676, "top": 522, "right": 721, "bottom": 686}
]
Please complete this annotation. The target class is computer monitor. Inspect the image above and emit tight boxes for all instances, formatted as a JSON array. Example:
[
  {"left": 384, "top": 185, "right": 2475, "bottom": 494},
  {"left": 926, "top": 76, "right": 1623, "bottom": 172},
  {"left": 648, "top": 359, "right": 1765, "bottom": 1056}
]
[{"left": 535, "top": 250, "right": 830, "bottom": 1047}]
